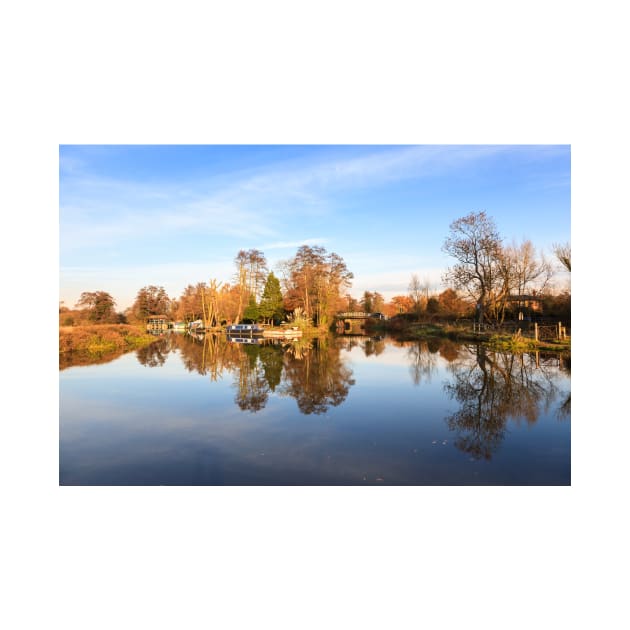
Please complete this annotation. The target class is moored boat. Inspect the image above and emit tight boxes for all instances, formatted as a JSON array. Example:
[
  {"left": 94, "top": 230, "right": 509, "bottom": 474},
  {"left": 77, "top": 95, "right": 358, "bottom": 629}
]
[{"left": 225, "top": 323, "right": 264, "bottom": 335}]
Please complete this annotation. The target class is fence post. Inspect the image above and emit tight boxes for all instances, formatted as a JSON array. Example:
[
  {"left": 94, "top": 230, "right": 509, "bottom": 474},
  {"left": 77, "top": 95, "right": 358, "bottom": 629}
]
[{"left": 534, "top": 322, "right": 538, "bottom": 342}]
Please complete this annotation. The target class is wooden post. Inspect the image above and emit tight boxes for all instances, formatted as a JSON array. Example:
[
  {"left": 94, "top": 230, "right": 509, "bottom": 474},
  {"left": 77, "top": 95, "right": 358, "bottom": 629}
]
[
  {"left": 534, "top": 322, "right": 538, "bottom": 342},
  {"left": 558, "top": 321, "right": 562, "bottom": 341}
]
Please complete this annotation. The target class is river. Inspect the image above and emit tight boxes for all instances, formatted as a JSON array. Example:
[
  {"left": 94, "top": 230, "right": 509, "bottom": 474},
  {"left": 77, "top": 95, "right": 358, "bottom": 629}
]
[{"left": 59, "top": 332, "right": 570, "bottom": 485}]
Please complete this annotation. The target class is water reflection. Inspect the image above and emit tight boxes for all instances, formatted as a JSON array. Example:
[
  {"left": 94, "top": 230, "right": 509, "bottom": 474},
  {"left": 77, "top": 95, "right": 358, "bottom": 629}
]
[
  {"left": 443, "top": 345, "right": 565, "bottom": 460},
  {"left": 162, "top": 333, "right": 355, "bottom": 414},
  {"left": 280, "top": 336, "right": 355, "bottom": 415},
  {"left": 136, "top": 334, "right": 569, "bottom": 439},
  {"left": 60, "top": 332, "right": 570, "bottom": 484},
  {"left": 135, "top": 336, "right": 172, "bottom": 367}
]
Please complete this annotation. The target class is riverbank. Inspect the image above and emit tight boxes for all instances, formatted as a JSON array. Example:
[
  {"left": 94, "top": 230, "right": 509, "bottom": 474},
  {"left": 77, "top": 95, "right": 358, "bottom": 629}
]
[
  {"left": 369, "top": 321, "right": 571, "bottom": 353},
  {"left": 59, "top": 324, "right": 157, "bottom": 356}
]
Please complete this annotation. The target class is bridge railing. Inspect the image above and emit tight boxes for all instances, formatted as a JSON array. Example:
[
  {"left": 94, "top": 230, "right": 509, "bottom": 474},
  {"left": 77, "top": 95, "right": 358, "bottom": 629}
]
[
  {"left": 336, "top": 312, "right": 386, "bottom": 320},
  {"left": 337, "top": 312, "right": 370, "bottom": 318}
]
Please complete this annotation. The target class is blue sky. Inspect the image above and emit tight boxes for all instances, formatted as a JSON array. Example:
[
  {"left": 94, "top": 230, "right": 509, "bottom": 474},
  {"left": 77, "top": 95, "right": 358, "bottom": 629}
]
[{"left": 59, "top": 145, "right": 570, "bottom": 310}]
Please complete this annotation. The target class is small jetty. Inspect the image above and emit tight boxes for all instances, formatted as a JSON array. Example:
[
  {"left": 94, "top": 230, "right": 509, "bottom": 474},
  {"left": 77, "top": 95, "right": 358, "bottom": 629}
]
[
  {"left": 224, "top": 323, "right": 303, "bottom": 340},
  {"left": 262, "top": 327, "right": 302, "bottom": 339}
]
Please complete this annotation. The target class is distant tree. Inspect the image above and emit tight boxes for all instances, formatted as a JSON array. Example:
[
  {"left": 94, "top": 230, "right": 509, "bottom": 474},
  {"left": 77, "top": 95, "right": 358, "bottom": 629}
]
[
  {"left": 426, "top": 296, "right": 440, "bottom": 314},
  {"left": 437, "top": 288, "right": 470, "bottom": 318},
  {"left": 345, "top": 294, "right": 360, "bottom": 311},
  {"left": 132, "top": 285, "right": 171, "bottom": 320},
  {"left": 175, "top": 284, "right": 204, "bottom": 322},
  {"left": 408, "top": 274, "right": 425, "bottom": 314},
  {"left": 258, "top": 272, "right": 284, "bottom": 324},
  {"left": 372, "top": 292, "right": 385, "bottom": 313},
  {"left": 542, "top": 290, "right": 571, "bottom": 322},
  {"left": 389, "top": 295, "right": 414, "bottom": 314},
  {"left": 494, "top": 240, "right": 553, "bottom": 321},
  {"left": 75, "top": 291, "right": 117, "bottom": 323},
  {"left": 360, "top": 291, "right": 374, "bottom": 313}
]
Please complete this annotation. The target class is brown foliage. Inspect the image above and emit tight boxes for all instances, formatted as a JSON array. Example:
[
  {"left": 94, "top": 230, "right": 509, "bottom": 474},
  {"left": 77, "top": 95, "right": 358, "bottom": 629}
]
[{"left": 59, "top": 324, "right": 154, "bottom": 355}]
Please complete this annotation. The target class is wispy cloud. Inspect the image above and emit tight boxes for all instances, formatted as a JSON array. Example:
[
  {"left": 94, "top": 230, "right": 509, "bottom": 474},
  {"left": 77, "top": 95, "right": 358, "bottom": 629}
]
[
  {"left": 259, "top": 237, "right": 329, "bottom": 250},
  {"left": 233, "top": 145, "right": 511, "bottom": 198},
  {"left": 60, "top": 145, "right": 517, "bottom": 253}
]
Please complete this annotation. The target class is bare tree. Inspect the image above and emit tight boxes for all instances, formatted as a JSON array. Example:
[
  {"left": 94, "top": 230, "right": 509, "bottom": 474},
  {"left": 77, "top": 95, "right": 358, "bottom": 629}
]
[
  {"left": 442, "top": 211, "right": 502, "bottom": 324},
  {"left": 552, "top": 242, "right": 571, "bottom": 272},
  {"left": 408, "top": 274, "right": 424, "bottom": 314},
  {"left": 493, "top": 240, "right": 553, "bottom": 321}
]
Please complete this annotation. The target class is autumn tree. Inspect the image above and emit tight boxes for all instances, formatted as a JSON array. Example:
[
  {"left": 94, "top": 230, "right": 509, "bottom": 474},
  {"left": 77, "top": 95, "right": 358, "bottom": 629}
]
[
  {"left": 360, "top": 291, "right": 374, "bottom": 313},
  {"left": 372, "top": 292, "right": 385, "bottom": 314},
  {"left": 200, "top": 279, "right": 222, "bottom": 328},
  {"left": 217, "top": 283, "right": 241, "bottom": 324},
  {"left": 389, "top": 295, "right": 414, "bottom": 315},
  {"left": 234, "top": 249, "right": 268, "bottom": 322},
  {"left": 75, "top": 291, "right": 117, "bottom": 323},
  {"left": 282, "top": 245, "right": 353, "bottom": 328},
  {"left": 175, "top": 284, "right": 204, "bottom": 322},
  {"left": 360, "top": 290, "right": 385, "bottom": 313},
  {"left": 437, "top": 288, "right": 470, "bottom": 318},
  {"left": 132, "top": 285, "right": 171, "bottom": 320},
  {"left": 345, "top": 294, "right": 360, "bottom": 311},
  {"left": 442, "top": 211, "right": 503, "bottom": 324}
]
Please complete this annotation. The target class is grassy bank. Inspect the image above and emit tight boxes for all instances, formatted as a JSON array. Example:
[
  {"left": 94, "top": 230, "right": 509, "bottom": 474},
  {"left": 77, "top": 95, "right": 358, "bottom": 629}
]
[
  {"left": 59, "top": 324, "right": 157, "bottom": 356},
  {"left": 369, "top": 321, "right": 571, "bottom": 353}
]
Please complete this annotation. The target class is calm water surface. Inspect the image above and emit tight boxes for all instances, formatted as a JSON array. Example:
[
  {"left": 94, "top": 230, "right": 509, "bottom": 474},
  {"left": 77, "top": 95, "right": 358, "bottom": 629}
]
[{"left": 59, "top": 333, "right": 570, "bottom": 485}]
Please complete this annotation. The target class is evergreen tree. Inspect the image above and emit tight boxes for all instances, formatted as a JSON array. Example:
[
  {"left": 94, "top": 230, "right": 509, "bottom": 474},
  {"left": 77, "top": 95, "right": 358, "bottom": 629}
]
[
  {"left": 243, "top": 294, "right": 260, "bottom": 322},
  {"left": 259, "top": 272, "right": 284, "bottom": 324}
]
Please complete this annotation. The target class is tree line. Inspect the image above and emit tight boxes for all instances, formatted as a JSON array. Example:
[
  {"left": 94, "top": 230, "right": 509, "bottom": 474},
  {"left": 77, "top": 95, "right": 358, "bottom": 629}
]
[{"left": 60, "top": 212, "right": 571, "bottom": 327}]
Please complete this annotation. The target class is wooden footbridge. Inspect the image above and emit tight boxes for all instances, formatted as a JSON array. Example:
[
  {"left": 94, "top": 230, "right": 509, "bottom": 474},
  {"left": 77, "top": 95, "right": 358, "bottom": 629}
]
[{"left": 334, "top": 312, "right": 386, "bottom": 334}]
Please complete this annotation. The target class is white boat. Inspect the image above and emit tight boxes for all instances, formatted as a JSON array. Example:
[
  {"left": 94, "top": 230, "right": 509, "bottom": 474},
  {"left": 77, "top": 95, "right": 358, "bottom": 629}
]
[{"left": 225, "top": 324, "right": 264, "bottom": 335}]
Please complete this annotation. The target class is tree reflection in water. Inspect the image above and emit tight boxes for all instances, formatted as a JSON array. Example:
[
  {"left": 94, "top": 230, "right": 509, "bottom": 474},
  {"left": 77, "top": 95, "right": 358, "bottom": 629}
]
[
  {"left": 443, "top": 345, "right": 564, "bottom": 460},
  {"left": 280, "top": 337, "right": 355, "bottom": 415},
  {"left": 405, "top": 341, "right": 439, "bottom": 385},
  {"left": 165, "top": 333, "right": 355, "bottom": 414},
  {"left": 234, "top": 345, "right": 272, "bottom": 412},
  {"left": 174, "top": 332, "right": 241, "bottom": 379},
  {"left": 135, "top": 336, "right": 174, "bottom": 367}
]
